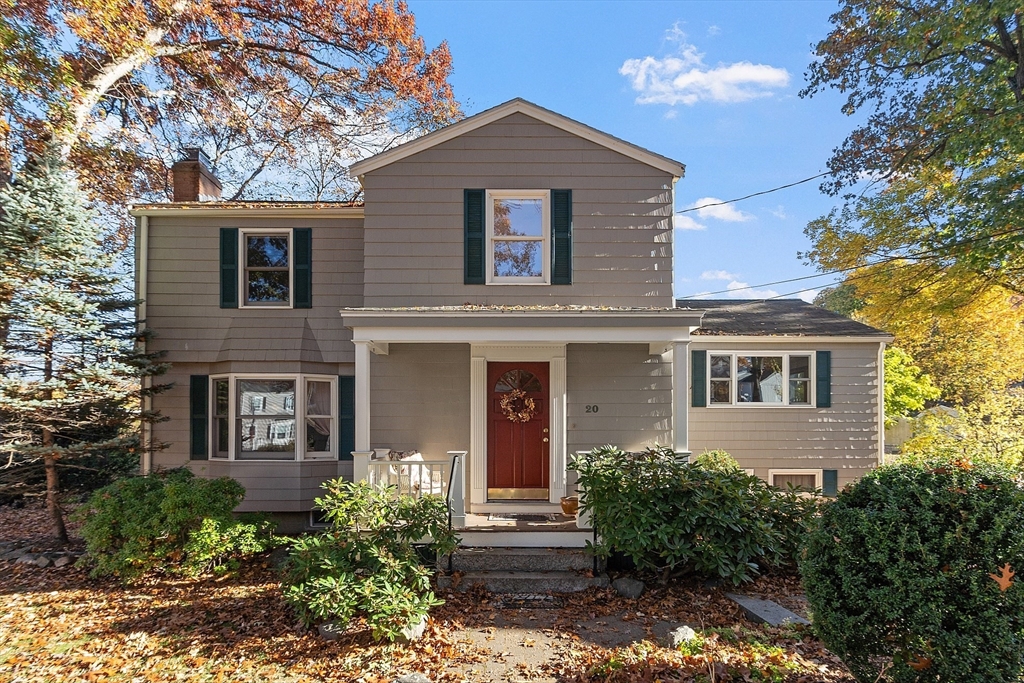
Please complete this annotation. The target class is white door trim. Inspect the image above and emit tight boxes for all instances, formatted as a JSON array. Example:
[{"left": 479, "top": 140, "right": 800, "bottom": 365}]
[{"left": 469, "top": 344, "right": 567, "bottom": 509}]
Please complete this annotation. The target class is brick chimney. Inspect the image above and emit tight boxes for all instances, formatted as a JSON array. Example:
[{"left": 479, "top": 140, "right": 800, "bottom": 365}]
[{"left": 171, "top": 148, "right": 222, "bottom": 202}]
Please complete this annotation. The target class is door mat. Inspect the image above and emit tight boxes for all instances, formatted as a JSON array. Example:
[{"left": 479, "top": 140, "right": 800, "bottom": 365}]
[{"left": 487, "top": 513, "right": 562, "bottom": 522}]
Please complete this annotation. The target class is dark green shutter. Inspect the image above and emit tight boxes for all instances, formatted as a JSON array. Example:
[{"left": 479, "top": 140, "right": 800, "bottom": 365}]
[
  {"left": 822, "top": 469, "right": 839, "bottom": 497},
  {"left": 220, "top": 228, "right": 238, "bottom": 308},
  {"left": 691, "top": 349, "right": 707, "bottom": 408},
  {"left": 293, "top": 228, "right": 312, "bottom": 308},
  {"left": 464, "top": 189, "right": 485, "bottom": 284},
  {"left": 551, "top": 189, "right": 572, "bottom": 285},
  {"left": 339, "top": 375, "right": 355, "bottom": 462},
  {"left": 816, "top": 350, "right": 832, "bottom": 408},
  {"left": 190, "top": 375, "right": 209, "bottom": 460}
]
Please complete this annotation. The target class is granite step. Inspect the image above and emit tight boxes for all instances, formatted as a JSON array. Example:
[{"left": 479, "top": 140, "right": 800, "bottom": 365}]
[
  {"left": 444, "top": 546, "right": 597, "bottom": 573},
  {"left": 438, "top": 570, "right": 609, "bottom": 594}
]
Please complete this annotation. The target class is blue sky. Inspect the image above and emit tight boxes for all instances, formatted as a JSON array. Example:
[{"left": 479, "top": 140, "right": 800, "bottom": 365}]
[{"left": 408, "top": 0, "right": 860, "bottom": 302}]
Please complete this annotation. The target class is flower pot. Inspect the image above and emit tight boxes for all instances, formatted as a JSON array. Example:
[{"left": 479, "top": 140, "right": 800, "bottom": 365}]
[{"left": 560, "top": 495, "right": 579, "bottom": 516}]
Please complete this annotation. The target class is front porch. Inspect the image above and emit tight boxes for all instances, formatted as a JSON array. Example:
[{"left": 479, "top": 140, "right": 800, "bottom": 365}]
[
  {"left": 352, "top": 449, "right": 593, "bottom": 546},
  {"left": 342, "top": 306, "right": 704, "bottom": 547}
]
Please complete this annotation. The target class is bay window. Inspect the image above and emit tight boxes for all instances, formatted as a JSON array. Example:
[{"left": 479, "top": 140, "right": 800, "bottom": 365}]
[{"left": 209, "top": 374, "right": 336, "bottom": 460}]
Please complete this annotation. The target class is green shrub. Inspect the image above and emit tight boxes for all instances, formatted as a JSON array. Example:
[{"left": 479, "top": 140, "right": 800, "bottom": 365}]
[
  {"left": 800, "top": 460, "right": 1024, "bottom": 682},
  {"left": 573, "top": 446, "right": 817, "bottom": 584},
  {"left": 75, "top": 468, "right": 276, "bottom": 580},
  {"left": 282, "top": 479, "right": 458, "bottom": 642},
  {"left": 693, "top": 449, "right": 743, "bottom": 473}
]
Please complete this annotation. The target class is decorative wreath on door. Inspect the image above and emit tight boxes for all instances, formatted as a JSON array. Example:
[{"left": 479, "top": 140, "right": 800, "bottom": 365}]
[{"left": 500, "top": 388, "right": 537, "bottom": 423}]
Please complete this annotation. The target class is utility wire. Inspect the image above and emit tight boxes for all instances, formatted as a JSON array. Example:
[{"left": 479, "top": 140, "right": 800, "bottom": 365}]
[
  {"left": 678, "top": 225, "right": 1024, "bottom": 299},
  {"left": 676, "top": 172, "right": 831, "bottom": 214}
]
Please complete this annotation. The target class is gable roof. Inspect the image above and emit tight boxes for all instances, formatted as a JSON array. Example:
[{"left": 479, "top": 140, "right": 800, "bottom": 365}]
[
  {"left": 679, "top": 299, "right": 889, "bottom": 338},
  {"left": 348, "top": 98, "right": 687, "bottom": 178}
]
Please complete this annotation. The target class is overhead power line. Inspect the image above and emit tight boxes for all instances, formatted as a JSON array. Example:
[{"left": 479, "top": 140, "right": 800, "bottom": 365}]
[
  {"left": 678, "top": 225, "right": 1024, "bottom": 300},
  {"left": 677, "top": 172, "right": 831, "bottom": 214}
]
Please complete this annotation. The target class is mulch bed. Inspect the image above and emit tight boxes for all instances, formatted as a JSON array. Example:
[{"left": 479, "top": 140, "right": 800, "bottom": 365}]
[{"left": 0, "top": 499, "right": 855, "bottom": 682}]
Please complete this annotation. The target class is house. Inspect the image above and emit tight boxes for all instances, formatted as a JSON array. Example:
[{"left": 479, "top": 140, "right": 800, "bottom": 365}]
[{"left": 131, "top": 99, "right": 891, "bottom": 541}]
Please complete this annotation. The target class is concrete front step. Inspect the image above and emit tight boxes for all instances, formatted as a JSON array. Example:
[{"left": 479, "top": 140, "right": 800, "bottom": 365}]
[
  {"left": 438, "top": 570, "right": 609, "bottom": 594},
  {"left": 446, "top": 546, "right": 596, "bottom": 573}
]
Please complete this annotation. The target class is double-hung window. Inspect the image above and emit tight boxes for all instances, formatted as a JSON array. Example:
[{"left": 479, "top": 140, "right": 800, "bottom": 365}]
[
  {"left": 487, "top": 190, "right": 549, "bottom": 284},
  {"left": 708, "top": 353, "right": 813, "bottom": 406},
  {"left": 209, "top": 374, "right": 337, "bottom": 460},
  {"left": 241, "top": 229, "right": 292, "bottom": 307}
]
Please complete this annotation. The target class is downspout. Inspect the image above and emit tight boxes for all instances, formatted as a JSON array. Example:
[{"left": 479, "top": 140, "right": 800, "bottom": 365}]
[
  {"left": 878, "top": 340, "right": 886, "bottom": 466},
  {"left": 136, "top": 214, "right": 152, "bottom": 474}
]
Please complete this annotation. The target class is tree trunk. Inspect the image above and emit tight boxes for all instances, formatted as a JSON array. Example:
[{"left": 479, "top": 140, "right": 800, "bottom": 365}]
[
  {"left": 43, "top": 440, "right": 68, "bottom": 544},
  {"left": 42, "top": 335, "right": 67, "bottom": 543}
]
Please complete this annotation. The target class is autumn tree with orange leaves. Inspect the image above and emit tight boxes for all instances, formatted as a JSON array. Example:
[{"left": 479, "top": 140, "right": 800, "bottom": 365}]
[{"left": 0, "top": 0, "right": 460, "bottom": 235}]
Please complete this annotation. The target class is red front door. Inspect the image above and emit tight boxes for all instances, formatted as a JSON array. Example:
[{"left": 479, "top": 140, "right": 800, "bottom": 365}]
[{"left": 487, "top": 362, "right": 550, "bottom": 500}]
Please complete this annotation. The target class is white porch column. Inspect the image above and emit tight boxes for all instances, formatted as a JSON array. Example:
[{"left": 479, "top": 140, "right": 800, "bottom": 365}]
[
  {"left": 354, "top": 340, "right": 371, "bottom": 452},
  {"left": 672, "top": 341, "right": 690, "bottom": 454},
  {"left": 469, "top": 355, "right": 487, "bottom": 506},
  {"left": 549, "top": 355, "right": 567, "bottom": 504}
]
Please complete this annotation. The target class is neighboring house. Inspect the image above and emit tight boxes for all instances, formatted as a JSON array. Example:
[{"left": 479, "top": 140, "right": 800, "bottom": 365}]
[{"left": 132, "top": 99, "right": 891, "bottom": 539}]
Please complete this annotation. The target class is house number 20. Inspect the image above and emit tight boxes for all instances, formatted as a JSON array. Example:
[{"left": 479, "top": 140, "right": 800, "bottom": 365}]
[{"left": 585, "top": 405, "right": 600, "bottom": 413}]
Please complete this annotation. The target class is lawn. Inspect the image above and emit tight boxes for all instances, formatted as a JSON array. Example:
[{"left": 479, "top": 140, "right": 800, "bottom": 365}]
[{"left": 0, "top": 501, "right": 855, "bottom": 683}]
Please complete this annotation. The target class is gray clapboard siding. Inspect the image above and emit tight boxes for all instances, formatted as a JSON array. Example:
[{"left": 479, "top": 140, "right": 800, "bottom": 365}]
[
  {"left": 369, "top": 344, "right": 472, "bottom": 457},
  {"left": 361, "top": 112, "right": 675, "bottom": 308},
  {"left": 145, "top": 216, "right": 364, "bottom": 365},
  {"left": 566, "top": 344, "right": 673, "bottom": 452},
  {"left": 688, "top": 342, "right": 882, "bottom": 487}
]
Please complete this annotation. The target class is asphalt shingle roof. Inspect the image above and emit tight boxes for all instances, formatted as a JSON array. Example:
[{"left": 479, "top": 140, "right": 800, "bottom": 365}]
[{"left": 678, "top": 299, "right": 887, "bottom": 337}]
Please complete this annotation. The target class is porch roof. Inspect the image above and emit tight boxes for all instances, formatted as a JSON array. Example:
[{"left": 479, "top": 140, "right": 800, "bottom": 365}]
[{"left": 341, "top": 305, "right": 703, "bottom": 345}]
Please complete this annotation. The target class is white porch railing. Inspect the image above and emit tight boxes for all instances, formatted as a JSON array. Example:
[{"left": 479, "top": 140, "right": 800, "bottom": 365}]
[{"left": 352, "top": 450, "right": 467, "bottom": 529}]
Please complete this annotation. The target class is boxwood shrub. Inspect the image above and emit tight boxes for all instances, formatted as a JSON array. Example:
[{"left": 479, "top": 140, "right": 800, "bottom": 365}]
[
  {"left": 76, "top": 468, "right": 277, "bottom": 580},
  {"left": 800, "top": 460, "right": 1024, "bottom": 682},
  {"left": 573, "top": 446, "right": 817, "bottom": 584}
]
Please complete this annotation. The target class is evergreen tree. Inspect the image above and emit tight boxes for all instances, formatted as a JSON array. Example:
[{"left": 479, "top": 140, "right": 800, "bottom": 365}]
[{"left": 0, "top": 153, "right": 167, "bottom": 541}]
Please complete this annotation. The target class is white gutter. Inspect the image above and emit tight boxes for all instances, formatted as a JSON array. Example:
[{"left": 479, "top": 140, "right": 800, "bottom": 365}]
[
  {"left": 129, "top": 206, "right": 364, "bottom": 218},
  {"left": 136, "top": 215, "right": 152, "bottom": 475},
  {"left": 690, "top": 334, "right": 895, "bottom": 344}
]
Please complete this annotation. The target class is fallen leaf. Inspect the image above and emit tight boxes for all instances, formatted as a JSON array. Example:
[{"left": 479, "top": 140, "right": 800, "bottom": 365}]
[{"left": 990, "top": 563, "right": 1015, "bottom": 592}]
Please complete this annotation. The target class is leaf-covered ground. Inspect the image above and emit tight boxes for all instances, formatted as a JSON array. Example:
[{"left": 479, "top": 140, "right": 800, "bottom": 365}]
[{"left": 1, "top": 500, "right": 855, "bottom": 682}]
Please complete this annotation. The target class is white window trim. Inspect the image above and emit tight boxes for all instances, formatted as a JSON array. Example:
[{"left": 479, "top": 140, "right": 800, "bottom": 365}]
[
  {"left": 768, "top": 469, "right": 823, "bottom": 490},
  {"left": 707, "top": 351, "right": 815, "bottom": 407},
  {"left": 238, "top": 228, "right": 294, "bottom": 309},
  {"left": 209, "top": 373, "right": 337, "bottom": 461},
  {"left": 485, "top": 189, "right": 550, "bottom": 285}
]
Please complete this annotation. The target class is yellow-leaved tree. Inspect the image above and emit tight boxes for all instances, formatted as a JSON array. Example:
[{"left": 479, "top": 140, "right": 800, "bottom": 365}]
[{"left": 817, "top": 262, "right": 1024, "bottom": 406}]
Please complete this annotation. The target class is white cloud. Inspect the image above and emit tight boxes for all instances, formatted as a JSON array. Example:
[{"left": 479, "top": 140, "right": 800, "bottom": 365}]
[
  {"left": 691, "top": 197, "right": 753, "bottom": 222},
  {"left": 797, "top": 289, "right": 819, "bottom": 303},
  {"left": 769, "top": 205, "right": 788, "bottom": 220},
  {"left": 707, "top": 24, "right": 721, "bottom": 36},
  {"left": 701, "top": 269, "right": 740, "bottom": 281},
  {"left": 663, "top": 109, "right": 678, "bottom": 120},
  {"left": 674, "top": 214, "right": 706, "bottom": 230},
  {"left": 620, "top": 30, "right": 789, "bottom": 106},
  {"left": 724, "top": 280, "right": 781, "bottom": 299}
]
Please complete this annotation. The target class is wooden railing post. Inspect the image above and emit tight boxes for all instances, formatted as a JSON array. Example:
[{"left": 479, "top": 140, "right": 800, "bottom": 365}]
[
  {"left": 575, "top": 450, "right": 592, "bottom": 530},
  {"left": 352, "top": 451, "right": 373, "bottom": 484},
  {"left": 447, "top": 451, "right": 467, "bottom": 529}
]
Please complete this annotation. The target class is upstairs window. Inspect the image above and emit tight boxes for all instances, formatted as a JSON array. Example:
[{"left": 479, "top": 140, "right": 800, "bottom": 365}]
[
  {"left": 707, "top": 353, "right": 813, "bottom": 406},
  {"left": 242, "top": 230, "right": 291, "bottom": 306},
  {"left": 487, "top": 190, "right": 549, "bottom": 284}
]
